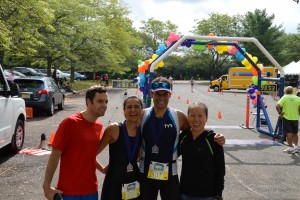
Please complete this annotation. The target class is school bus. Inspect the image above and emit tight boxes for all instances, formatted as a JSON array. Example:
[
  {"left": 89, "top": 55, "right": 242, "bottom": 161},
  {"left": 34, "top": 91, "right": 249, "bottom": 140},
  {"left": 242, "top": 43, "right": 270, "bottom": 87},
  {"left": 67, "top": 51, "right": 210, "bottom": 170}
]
[{"left": 210, "top": 67, "right": 276, "bottom": 92}]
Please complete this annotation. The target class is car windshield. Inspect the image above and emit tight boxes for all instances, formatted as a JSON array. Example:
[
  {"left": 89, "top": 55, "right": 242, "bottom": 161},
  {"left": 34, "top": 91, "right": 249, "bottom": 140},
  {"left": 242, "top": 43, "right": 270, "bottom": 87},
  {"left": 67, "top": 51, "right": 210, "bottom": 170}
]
[{"left": 14, "top": 79, "right": 45, "bottom": 92}]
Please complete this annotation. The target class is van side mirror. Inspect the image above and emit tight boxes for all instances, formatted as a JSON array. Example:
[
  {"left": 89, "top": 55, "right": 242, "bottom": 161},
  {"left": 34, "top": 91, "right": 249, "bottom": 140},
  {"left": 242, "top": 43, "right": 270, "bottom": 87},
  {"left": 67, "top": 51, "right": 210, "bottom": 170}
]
[{"left": 8, "top": 81, "right": 20, "bottom": 97}]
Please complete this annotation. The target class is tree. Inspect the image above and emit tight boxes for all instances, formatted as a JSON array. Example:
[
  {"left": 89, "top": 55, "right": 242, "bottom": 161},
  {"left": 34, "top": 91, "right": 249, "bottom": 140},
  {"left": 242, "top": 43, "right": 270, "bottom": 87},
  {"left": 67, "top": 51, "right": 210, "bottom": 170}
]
[
  {"left": 241, "top": 9, "right": 285, "bottom": 66},
  {"left": 0, "top": 0, "right": 54, "bottom": 68},
  {"left": 138, "top": 18, "right": 178, "bottom": 58}
]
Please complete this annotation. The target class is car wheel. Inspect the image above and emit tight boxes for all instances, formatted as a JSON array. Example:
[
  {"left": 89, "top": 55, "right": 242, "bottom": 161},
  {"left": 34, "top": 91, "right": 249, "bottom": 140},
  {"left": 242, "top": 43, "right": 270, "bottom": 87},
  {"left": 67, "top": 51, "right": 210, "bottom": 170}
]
[
  {"left": 58, "top": 97, "right": 64, "bottom": 110},
  {"left": 213, "top": 86, "right": 219, "bottom": 92},
  {"left": 10, "top": 119, "right": 25, "bottom": 154},
  {"left": 76, "top": 77, "right": 80, "bottom": 81},
  {"left": 47, "top": 100, "right": 55, "bottom": 116}
]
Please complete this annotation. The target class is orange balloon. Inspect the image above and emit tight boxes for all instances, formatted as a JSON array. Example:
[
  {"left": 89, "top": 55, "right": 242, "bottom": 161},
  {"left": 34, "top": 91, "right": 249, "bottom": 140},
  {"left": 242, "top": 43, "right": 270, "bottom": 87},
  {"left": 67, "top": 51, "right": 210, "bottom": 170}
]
[
  {"left": 138, "top": 67, "right": 145, "bottom": 73},
  {"left": 208, "top": 33, "right": 215, "bottom": 36}
]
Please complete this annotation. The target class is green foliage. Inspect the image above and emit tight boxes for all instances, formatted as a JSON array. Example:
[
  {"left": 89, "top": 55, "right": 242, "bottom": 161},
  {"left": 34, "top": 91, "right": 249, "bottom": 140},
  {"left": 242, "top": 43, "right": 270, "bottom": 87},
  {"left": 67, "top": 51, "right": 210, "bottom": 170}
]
[{"left": 241, "top": 9, "right": 285, "bottom": 66}]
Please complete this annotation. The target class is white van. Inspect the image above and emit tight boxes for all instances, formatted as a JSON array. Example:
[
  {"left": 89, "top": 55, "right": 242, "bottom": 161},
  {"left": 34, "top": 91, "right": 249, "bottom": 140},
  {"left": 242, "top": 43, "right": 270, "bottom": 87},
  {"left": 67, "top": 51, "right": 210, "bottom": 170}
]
[{"left": 0, "top": 65, "right": 26, "bottom": 153}]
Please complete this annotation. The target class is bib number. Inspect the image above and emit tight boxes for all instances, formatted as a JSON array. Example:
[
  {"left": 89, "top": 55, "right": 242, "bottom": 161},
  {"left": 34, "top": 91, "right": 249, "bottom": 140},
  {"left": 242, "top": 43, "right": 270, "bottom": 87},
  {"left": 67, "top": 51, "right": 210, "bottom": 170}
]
[
  {"left": 121, "top": 181, "right": 140, "bottom": 200},
  {"left": 147, "top": 161, "right": 169, "bottom": 180}
]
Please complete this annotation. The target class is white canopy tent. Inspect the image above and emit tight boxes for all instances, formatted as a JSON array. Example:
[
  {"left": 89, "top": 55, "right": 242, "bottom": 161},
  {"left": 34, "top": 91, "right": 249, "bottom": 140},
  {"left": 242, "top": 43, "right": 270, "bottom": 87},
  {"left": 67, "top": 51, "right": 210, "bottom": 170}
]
[{"left": 284, "top": 60, "right": 300, "bottom": 75}]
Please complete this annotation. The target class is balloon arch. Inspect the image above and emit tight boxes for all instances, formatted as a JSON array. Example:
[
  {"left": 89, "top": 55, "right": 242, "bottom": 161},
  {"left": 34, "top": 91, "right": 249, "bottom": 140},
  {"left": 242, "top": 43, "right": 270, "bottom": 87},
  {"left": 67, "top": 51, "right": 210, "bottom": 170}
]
[{"left": 135, "top": 33, "right": 285, "bottom": 138}]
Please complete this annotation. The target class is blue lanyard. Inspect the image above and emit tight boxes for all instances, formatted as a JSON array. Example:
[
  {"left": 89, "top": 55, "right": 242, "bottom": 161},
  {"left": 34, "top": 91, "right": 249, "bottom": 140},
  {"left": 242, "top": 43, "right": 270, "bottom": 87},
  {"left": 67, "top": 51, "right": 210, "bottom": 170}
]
[
  {"left": 121, "top": 121, "right": 141, "bottom": 163},
  {"left": 150, "top": 108, "right": 169, "bottom": 145}
]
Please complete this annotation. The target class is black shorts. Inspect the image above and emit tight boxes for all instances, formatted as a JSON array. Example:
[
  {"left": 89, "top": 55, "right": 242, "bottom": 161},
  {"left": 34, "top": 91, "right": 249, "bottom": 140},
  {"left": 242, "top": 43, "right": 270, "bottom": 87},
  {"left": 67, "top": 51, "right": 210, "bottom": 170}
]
[
  {"left": 282, "top": 118, "right": 298, "bottom": 134},
  {"left": 139, "top": 173, "right": 180, "bottom": 200}
]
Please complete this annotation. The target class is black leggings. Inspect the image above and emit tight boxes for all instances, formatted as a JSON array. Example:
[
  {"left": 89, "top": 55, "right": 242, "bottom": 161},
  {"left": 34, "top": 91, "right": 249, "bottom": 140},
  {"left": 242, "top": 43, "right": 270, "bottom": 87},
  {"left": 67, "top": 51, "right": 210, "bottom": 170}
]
[{"left": 139, "top": 173, "right": 180, "bottom": 200}]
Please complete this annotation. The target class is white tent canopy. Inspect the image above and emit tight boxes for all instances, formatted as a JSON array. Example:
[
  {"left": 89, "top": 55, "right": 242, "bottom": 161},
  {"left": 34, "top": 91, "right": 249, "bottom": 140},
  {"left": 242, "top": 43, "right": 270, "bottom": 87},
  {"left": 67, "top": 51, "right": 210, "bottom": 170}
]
[{"left": 283, "top": 60, "right": 300, "bottom": 75}]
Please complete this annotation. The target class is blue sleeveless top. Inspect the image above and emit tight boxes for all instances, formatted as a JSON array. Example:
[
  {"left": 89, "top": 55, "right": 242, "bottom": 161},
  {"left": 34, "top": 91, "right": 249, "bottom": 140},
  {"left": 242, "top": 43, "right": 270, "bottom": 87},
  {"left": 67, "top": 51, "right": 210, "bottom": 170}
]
[{"left": 139, "top": 107, "right": 180, "bottom": 176}]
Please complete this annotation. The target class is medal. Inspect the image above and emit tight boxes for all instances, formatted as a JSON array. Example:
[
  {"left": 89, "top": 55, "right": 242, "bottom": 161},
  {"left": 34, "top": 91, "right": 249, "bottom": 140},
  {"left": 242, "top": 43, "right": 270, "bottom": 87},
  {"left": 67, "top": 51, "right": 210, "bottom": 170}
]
[
  {"left": 127, "top": 163, "right": 133, "bottom": 172},
  {"left": 152, "top": 145, "right": 159, "bottom": 154}
]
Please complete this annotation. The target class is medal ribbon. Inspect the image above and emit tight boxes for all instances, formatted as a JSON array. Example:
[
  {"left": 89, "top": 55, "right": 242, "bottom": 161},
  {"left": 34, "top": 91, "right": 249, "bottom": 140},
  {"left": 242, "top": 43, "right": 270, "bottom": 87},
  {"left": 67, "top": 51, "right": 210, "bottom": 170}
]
[
  {"left": 150, "top": 108, "right": 169, "bottom": 146},
  {"left": 122, "top": 121, "right": 141, "bottom": 164}
]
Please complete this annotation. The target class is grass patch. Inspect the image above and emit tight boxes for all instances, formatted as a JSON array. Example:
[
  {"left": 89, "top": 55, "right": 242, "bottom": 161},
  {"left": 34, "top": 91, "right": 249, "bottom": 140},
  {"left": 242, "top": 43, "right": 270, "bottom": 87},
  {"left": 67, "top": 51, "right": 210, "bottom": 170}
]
[{"left": 70, "top": 80, "right": 99, "bottom": 90}]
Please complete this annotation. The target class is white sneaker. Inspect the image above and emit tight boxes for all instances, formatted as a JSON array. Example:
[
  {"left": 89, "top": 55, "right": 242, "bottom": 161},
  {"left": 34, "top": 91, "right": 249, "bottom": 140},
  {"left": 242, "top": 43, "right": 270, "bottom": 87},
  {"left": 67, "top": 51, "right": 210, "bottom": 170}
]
[
  {"left": 284, "top": 147, "right": 296, "bottom": 154},
  {"left": 293, "top": 145, "right": 299, "bottom": 153}
]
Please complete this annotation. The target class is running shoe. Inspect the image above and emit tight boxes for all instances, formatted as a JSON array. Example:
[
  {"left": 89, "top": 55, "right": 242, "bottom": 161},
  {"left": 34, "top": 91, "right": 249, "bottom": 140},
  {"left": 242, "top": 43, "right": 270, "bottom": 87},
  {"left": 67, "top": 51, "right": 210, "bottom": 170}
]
[
  {"left": 284, "top": 147, "right": 296, "bottom": 154},
  {"left": 293, "top": 145, "right": 299, "bottom": 153}
]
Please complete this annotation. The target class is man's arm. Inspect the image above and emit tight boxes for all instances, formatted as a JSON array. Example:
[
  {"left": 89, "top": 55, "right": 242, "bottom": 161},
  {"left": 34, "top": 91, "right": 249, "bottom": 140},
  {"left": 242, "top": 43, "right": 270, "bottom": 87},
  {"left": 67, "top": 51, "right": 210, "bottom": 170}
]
[{"left": 43, "top": 148, "right": 63, "bottom": 200}]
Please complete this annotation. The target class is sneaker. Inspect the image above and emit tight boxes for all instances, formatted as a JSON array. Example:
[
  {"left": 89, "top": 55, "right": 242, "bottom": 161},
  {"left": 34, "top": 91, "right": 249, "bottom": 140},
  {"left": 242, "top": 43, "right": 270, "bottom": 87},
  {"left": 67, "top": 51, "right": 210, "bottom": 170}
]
[
  {"left": 284, "top": 147, "right": 296, "bottom": 154},
  {"left": 293, "top": 145, "right": 299, "bottom": 153}
]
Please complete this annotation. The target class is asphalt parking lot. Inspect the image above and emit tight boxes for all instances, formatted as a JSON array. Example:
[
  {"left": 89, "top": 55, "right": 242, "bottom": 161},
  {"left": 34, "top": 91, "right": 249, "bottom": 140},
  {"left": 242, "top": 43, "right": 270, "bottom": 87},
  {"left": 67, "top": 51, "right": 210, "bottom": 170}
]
[{"left": 1, "top": 82, "right": 300, "bottom": 200}]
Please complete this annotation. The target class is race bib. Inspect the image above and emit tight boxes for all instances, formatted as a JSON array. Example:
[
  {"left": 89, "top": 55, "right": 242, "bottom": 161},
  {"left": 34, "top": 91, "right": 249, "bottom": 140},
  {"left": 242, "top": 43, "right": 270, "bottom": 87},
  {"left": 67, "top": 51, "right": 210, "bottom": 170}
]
[
  {"left": 147, "top": 161, "right": 169, "bottom": 180},
  {"left": 121, "top": 181, "right": 140, "bottom": 200}
]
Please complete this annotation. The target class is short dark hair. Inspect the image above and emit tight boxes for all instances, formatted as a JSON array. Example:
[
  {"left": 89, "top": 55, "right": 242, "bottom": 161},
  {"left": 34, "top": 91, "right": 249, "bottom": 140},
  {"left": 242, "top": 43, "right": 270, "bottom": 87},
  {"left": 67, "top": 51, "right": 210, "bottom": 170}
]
[
  {"left": 151, "top": 76, "right": 170, "bottom": 85},
  {"left": 85, "top": 85, "right": 107, "bottom": 105},
  {"left": 187, "top": 102, "right": 208, "bottom": 118},
  {"left": 123, "top": 95, "right": 144, "bottom": 109}
]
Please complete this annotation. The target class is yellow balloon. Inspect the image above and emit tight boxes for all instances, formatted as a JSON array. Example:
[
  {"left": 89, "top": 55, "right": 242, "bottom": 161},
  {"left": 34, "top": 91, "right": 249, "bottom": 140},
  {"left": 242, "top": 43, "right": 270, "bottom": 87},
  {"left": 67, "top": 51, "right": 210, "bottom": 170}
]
[
  {"left": 158, "top": 61, "right": 164, "bottom": 68},
  {"left": 152, "top": 54, "right": 158, "bottom": 59}
]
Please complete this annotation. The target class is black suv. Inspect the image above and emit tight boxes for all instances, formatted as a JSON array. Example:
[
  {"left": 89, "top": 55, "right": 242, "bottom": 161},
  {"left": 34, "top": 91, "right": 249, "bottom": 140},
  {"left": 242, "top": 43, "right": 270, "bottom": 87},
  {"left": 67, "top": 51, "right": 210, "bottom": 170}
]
[
  {"left": 14, "top": 77, "right": 65, "bottom": 116},
  {"left": 13, "top": 67, "right": 45, "bottom": 77}
]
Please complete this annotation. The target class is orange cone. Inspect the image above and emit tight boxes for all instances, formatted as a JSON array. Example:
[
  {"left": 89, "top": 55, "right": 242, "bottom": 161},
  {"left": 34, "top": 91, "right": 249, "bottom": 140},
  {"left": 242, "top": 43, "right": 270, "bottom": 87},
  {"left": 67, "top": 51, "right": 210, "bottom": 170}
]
[
  {"left": 207, "top": 88, "right": 210, "bottom": 92},
  {"left": 48, "top": 132, "right": 55, "bottom": 146},
  {"left": 178, "top": 95, "right": 181, "bottom": 100},
  {"left": 234, "top": 93, "right": 236, "bottom": 96},
  {"left": 135, "top": 89, "right": 138, "bottom": 95},
  {"left": 218, "top": 111, "right": 222, "bottom": 119},
  {"left": 186, "top": 99, "right": 189, "bottom": 104}
]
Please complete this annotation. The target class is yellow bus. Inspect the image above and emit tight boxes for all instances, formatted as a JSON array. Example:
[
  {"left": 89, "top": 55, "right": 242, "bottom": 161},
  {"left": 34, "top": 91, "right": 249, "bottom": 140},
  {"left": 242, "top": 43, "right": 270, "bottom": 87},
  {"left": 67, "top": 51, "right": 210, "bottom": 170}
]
[{"left": 210, "top": 67, "right": 276, "bottom": 92}]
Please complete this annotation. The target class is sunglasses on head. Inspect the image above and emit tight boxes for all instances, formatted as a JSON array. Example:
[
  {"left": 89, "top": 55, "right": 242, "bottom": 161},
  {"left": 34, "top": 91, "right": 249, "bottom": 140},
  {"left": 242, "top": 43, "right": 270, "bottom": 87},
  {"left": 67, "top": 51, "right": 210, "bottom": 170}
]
[{"left": 151, "top": 82, "right": 171, "bottom": 90}]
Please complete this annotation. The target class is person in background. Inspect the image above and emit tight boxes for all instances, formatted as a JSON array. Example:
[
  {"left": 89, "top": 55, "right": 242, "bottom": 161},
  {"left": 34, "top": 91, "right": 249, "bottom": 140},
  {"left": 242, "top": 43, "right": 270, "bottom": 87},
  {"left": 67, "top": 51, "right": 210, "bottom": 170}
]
[
  {"left": 52, "top": 68, "right": 58, "bottom": 85},
  {"left": 276, "top": 86, "right": 300, "bottom": 154},
  {"left": 139, "top": 76, "right": 225, "bottom": 200},
  {"left": 43, "top": 86, "right": 108, "bottom": 200},
  {"left": 104, "top": 74, "right": 109, "bottom": 86},
  {"left": 190, "top": 77, "right": 194, "bottom": 92},
  {"left": 7, "top": 69, "right": 15, "bottom": 82},
  {"left": 97, "top": 96, "right": 143, "bottom": 200},
  {"left": 179, "top": 102, "right": 225, "bottom": 200},
  {"left": 168, "top": 76, "right": 174, "bottom": 91}
]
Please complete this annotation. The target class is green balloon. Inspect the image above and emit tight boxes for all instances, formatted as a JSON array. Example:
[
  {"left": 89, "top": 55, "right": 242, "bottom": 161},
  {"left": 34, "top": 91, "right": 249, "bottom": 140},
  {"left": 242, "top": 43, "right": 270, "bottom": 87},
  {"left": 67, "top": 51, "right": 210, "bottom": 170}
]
[
  {"left": 262, "top": 80, "right": 267, "bottom": 86},
  {"left": 252, "top": 76, "right": 258, "bottom": 85},
  {"left": 193, "top": 40, "right": 206, "bottom": 51}
]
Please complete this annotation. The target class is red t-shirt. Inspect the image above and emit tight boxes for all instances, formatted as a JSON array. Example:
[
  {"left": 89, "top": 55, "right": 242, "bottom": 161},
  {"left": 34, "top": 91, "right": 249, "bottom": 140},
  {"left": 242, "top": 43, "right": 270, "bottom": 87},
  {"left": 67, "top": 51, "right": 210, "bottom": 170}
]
[{"left": 52, "top": 112, "right": 103, "bottom": 195}]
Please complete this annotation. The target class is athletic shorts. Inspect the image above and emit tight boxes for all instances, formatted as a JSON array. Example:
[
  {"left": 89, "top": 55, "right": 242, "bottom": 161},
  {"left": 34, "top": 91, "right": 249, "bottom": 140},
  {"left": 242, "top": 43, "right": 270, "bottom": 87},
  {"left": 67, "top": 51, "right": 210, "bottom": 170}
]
[
  {"left": 62, "top": 192, "right": 98, "bottom": 200},
  {"left": 139, "top": 173, "right": 180, "bottom": 200},
  {"left": 282, "top": 118, "right": 298, "bottom": 134}
]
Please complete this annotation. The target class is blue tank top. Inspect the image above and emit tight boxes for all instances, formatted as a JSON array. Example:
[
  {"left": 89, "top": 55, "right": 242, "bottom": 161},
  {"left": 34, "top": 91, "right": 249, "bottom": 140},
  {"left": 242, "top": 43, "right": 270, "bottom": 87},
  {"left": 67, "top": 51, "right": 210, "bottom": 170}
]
[{"left": 139, "top": 107, "right": 180, "bottom": 176}]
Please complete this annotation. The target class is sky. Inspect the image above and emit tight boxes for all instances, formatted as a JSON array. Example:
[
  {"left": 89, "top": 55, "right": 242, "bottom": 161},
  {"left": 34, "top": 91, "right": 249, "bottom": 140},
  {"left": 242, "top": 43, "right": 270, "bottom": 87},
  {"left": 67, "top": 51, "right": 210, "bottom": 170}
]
[{"left": 126, "top": 0, "right": 300, "bottom": 35}]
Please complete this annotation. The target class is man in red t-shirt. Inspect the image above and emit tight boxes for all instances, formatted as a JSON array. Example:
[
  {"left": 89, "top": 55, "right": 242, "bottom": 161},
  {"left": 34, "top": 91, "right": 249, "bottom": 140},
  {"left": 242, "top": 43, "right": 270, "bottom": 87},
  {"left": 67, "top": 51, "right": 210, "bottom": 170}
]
[{"left": 43, "top": 86, "right": 108, "bottom": 200}]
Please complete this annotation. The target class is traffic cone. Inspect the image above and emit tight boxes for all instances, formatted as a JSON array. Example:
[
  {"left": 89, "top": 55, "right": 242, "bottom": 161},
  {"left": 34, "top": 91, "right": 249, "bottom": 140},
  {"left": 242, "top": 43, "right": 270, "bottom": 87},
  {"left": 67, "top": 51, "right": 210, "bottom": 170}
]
[
  {"left": 186, "top": 99, "right": 189, "bottom": 104},
  {"left": 218, "top": 111, "right": 222, "bottom": 119},
  {"left": 48, "top": 132, "right": 55, "bottom": 146},
  {"left": 38, "top": 133, "right": 47, "bottom": 149},
  {"left": 135, "top": 89, "right": 138, "bottom": 95},
  {"left": 207, "top": 88, "right": 210, "bottom": 92},
  {"left": 178, "top": 95, "right": 181, "bottom": 100},
  {"left": 234, "top": 93, "right": 236, "bottom": 96}
]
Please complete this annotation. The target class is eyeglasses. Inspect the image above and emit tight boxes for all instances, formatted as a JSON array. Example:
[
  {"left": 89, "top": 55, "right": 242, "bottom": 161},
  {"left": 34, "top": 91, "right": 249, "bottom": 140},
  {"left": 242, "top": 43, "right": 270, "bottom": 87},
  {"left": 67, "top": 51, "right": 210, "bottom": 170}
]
[{"left": 151, "top": 82, "right": 171, "bottom": 90}]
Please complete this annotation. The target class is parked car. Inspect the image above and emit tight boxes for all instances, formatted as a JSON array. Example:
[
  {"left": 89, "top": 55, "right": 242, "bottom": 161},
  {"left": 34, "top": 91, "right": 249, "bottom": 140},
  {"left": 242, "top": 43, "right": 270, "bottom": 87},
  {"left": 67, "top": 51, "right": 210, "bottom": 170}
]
[
  {"left": 13, "top": 67, "right": 45, "bottom": 77},
  {"left": 63, "top": 71, "right": 87, "bottom": 81},
  {"left": 33, "top": 68, "right": 47, "bottom": 76},
  {"left": 51, "top": 69, "right": 70, "bottom": 81},
  {"left": 4, "top": 69, "right": 26, "bottom": 78},
  {"left": 13, "top": 77, "right": 65, "bottom": 116},
  {"left": 0, "top": 65, "right": 26, "bottom": 153}
]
